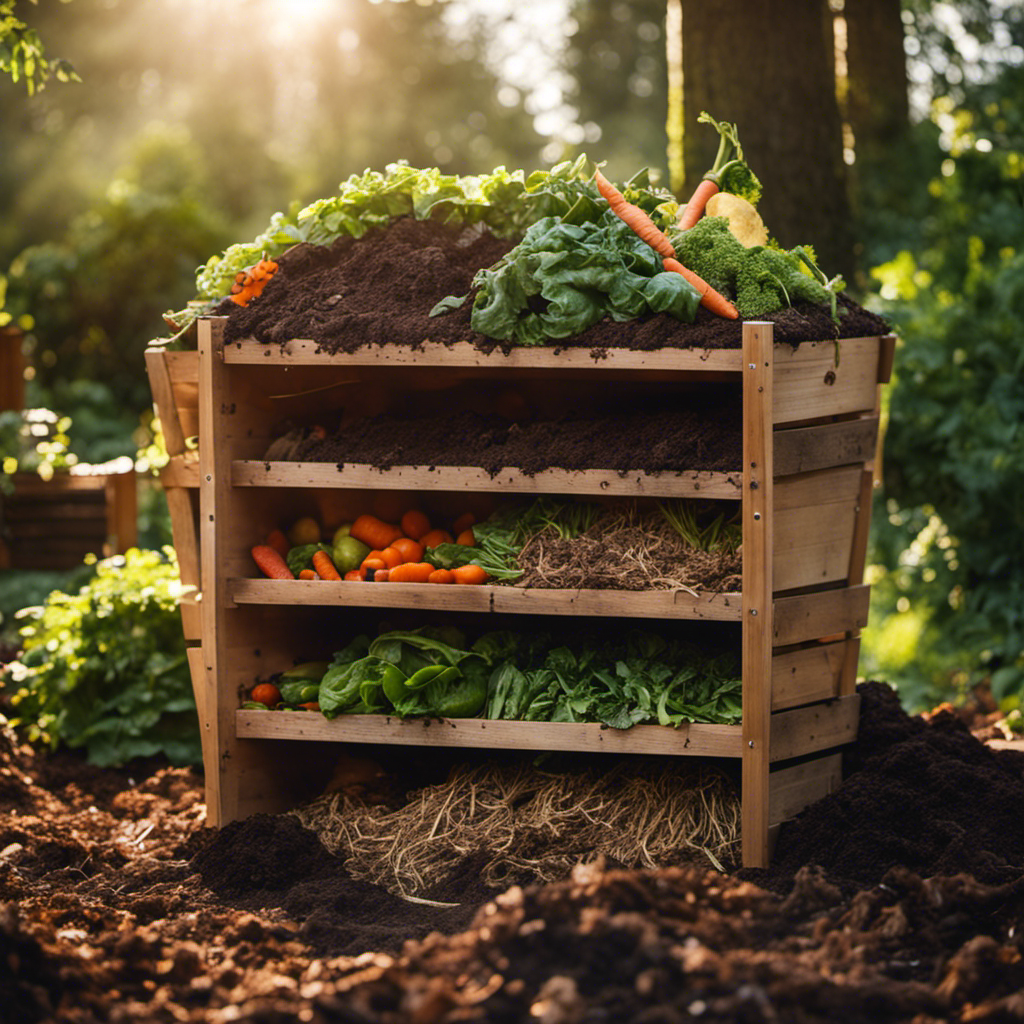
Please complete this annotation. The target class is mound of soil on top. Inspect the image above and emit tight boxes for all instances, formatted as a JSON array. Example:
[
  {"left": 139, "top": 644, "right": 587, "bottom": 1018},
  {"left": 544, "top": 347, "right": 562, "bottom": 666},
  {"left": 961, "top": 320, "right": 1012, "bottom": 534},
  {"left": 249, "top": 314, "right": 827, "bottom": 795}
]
[{"left": 217, "top": 217, "right": 891, "bottom": 353}]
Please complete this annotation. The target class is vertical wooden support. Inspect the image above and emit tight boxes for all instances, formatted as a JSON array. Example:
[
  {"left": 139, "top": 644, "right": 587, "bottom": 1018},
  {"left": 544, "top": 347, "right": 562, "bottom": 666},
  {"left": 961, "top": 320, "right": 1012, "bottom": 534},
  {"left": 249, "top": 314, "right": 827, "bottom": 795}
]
[
  {"left": 0, "top": 327, "right": 25, "bottom": 412},
  {"left": 105, "top": 470, "right": 138, "bottom": 553},
  {"left": 199, "top": 318, "right": 233, "bottom": 826},
  {"left": 741, "top": 322, "right": 774, "bottom": 868}
]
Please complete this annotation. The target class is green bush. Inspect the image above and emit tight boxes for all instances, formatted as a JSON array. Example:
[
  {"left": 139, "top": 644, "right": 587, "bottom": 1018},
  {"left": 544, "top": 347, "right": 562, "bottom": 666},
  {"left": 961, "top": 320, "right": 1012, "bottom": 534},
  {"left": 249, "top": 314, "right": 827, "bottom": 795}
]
[{"left": 3, "top": 546, "right": 200, "bottom": 766}]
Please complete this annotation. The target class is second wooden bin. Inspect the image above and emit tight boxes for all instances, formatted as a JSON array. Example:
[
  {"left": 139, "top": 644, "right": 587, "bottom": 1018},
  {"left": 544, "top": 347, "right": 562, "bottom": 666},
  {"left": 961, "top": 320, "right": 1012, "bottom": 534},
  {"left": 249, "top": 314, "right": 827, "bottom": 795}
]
[{"left": 190, "top": 315, "right": 893, "bottom": 869}]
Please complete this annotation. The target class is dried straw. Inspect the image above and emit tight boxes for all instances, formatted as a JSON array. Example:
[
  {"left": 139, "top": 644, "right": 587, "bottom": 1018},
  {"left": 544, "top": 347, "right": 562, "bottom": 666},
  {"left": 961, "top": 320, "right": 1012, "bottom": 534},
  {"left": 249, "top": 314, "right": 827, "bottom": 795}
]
[
  {"left": 293, "top": 759, "right": 740, "bottom": 897},
  {"left": 514, "top": 506, "right": 742, "bottom": 593}
]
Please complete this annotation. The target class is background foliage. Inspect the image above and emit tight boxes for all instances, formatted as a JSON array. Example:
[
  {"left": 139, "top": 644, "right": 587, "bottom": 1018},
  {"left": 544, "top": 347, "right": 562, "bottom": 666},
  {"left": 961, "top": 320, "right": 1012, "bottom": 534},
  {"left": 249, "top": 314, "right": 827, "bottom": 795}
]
[{"left": 1, "top": 0, "right": 1023, "bottom": 739}]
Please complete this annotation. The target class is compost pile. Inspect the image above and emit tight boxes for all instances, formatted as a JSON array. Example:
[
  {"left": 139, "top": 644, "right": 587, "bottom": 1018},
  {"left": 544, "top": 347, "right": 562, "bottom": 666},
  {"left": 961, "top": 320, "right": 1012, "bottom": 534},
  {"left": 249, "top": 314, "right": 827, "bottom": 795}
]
[
  {"left": 216, "top": 217, "right": 891, "bottom": 354},
  {"left": 5, "top": 682, "right": 1024, "bottom": 1023}
]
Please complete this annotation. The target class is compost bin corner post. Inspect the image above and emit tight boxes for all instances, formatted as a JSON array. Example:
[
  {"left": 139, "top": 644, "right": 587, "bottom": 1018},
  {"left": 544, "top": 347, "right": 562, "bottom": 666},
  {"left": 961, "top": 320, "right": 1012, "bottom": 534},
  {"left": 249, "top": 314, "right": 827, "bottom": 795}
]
[{"left": 741, "top": 321, "right": 774, "bottom": 869}]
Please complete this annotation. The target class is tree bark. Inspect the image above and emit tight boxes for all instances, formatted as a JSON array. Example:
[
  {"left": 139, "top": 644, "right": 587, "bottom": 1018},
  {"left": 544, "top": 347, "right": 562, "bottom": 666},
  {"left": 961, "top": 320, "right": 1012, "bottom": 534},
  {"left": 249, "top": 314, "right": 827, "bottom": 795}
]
[{"left": 679, "top": 0, "right": 854, "bottom": 284}]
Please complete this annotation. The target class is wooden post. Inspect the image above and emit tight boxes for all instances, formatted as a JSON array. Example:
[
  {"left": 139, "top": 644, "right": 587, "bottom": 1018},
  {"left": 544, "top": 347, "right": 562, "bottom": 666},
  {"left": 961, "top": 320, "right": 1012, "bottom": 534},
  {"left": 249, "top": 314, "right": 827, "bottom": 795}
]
[
  {"left": 0, "top": 327, "right": 25, "bottom": 412},
  {"left": 741, "top": 322, "right": 774, "bottom": 868}
]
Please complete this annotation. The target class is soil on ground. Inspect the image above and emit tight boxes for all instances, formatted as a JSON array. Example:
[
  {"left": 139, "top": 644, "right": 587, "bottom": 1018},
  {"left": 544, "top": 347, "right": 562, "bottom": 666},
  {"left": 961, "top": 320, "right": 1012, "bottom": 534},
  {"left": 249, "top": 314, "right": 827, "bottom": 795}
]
[
  {"left": 4, "top": 682, "right": 1024, "bottom": 1023},
  {"left": 216, "top": 218, "right": 891, "bottom": 354}
]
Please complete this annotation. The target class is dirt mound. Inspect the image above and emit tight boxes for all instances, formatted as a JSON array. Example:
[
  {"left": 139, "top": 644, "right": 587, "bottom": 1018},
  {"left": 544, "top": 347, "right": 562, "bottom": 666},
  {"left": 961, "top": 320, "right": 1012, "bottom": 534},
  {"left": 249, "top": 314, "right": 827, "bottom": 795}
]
[{"left": 216, "top": 217, "right": 891, "bottom": 353}]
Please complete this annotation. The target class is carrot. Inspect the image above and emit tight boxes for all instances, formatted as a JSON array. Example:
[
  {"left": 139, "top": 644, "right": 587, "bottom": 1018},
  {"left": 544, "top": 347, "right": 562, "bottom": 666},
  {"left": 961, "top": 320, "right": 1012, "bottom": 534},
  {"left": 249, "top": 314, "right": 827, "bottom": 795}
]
[
  {"left": 265, "top": 528, "right": 290, "bottom": 557},
  {"left": 251, "top": 544, "right": 295, "bottom": 580},
  {"left": 298, "top": 569, "right": 318, "bottom": 580},
  {"left": 361, "top": 557, "right": 387, "bottom": 572},
  {"left": 420, "top": 528, "right": 454, "bottom": 550},
  {"left": 343, "top": 570, "right": 364, "bottom": 582},
  {"left": 390, "top": 537, "right": 425, "bottom": 563},
  {"left": 452, "top": 564, "right": 489, "bottom": 585},
  {"left": 662, "top": 257, "right": 739, "bottom": 320},
  {"left": 312, "top": 550, "right": 342, "bottom": 581},
  {"left": 350, "top": 514, "right": 403, "bottom": 550},
  {"left": 594, "top": 169, "right": 675, "bottom": 259},
  {"left": 400, "top": 509, "right": 431, "bottom": 541},
  {"left": 372, "top": 569, "right": 391, "bottom": 582},
  {"left": 427, "top": 569, "right": 456, "bottom": 584},
  {"left": 677, "top": 178, "right": 720, "bottom": 231},
  {"left": 298, "top": 702, "right": 321, "bottom": 711},
  {"left": 227, "top": 257, "right": 280, "bottom": 307},
  {"left": 451, "top": 512, "right": 476, "bottom": 535},
  {"left": 378, "top": 546, "right": 404, "bottom": 569},
  {"left": 388, "top": 562, "right": 435, "bottom": 584},
  {"left": 456, "top": 528, "right": 476, "bottom": 547}
]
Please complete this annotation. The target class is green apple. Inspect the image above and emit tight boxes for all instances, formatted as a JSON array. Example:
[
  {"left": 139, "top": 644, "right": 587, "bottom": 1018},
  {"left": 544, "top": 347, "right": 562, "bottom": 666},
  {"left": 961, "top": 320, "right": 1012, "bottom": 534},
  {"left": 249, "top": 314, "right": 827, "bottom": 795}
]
[
  {"left": 332, "top": 523, "right": 353, "bottom": 544},
  {"left": 333, "top": 534, "right": 370, "bottom": 573}
]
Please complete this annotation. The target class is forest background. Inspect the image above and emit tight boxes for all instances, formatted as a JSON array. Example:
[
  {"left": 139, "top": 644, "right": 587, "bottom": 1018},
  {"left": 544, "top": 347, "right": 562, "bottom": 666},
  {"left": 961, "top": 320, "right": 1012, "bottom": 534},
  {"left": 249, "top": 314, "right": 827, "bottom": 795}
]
[{"left": 1, "top": 0, "right": 1023, "bottom": 724}]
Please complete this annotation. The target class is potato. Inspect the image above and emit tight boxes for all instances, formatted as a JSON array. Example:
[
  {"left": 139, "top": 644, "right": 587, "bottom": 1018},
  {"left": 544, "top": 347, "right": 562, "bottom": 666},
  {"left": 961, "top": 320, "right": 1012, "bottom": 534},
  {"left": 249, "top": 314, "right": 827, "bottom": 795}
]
[{"left": 706, "top": 192, "right": 769, "bottom": 247}]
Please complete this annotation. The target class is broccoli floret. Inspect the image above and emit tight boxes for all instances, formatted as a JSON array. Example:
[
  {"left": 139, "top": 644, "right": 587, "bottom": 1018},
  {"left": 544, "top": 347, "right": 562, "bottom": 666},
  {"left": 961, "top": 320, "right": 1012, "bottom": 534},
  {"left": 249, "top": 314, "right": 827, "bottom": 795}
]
[{"left": 670, "top": 217, "right": 845, "bottom": 321}]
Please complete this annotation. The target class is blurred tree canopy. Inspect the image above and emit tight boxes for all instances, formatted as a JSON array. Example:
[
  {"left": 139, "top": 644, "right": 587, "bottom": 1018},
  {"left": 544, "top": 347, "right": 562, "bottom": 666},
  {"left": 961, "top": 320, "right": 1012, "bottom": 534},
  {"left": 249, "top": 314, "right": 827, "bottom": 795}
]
[{"left": 3, "top": 0, "right": 1024, "bottom": 710}]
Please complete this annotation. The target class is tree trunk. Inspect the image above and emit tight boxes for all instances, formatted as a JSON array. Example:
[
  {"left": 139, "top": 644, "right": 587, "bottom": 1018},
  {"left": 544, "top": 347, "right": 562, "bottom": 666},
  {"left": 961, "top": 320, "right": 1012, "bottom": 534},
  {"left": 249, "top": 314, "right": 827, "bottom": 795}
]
[{"left": 679, "top": 0, "right": 854, "bottom": 284}]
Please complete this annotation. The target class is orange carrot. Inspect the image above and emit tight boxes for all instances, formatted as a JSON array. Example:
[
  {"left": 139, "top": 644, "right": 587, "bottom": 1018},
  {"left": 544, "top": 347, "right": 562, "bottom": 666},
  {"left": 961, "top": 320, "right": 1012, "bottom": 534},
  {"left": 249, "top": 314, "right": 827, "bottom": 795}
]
[
  {"left": 372, "top": 569, "right": 391, "bottom": 582},
  {"left": 427, "top": 569, "right": 456, "bottom": 584},
  {"left": 452, "top": 564, "right": 489, "bottom": 585},
  {"left": 343, "top": 570, "right": 364, "bottom": 582},
  {"left": 298, "top": 569, "right": 318, "bottom": 580},
  {"left": 361, "top": 557, "right": 387, "bottom": 572},
  {"left": 378, "top": 546, "right": 404, "bottom": 569},
  {"left": 312, "top": 550, "right": 342, "bottom": 581},
  {"left": 400, "top": 509, "right": 431, "bottom": 541},
  {"left": 251, "top": 544, "right": 294, "bottom": 579},
  {"left": 390, "top": 537, "right": 425, "bottom": 563},
  {"left": 228, "top": 257, "right": 279, "bottom": 307},
  {"left": 420, "top": 528, "right": 454, "bottom": 550},
  {"left": 594, "top": 170, "right": 675, "bottom": 259},
  {"left": 266, "top": 528, "right": 290, "bottom": 557},
  {"left": 388, "top": 562, "right": 435, "bottom": 584},
  {"left": 677, "top": 178, "right": 720, "bottom": 231},
  {"left": 350, "top": 514, "right": 403, "bottom": 551},
  {"left": 662, "top": 257, "right": 739, "bottom": 320},
  {"left": 456, "top": 528, "right": 476, "bottom": 547}
]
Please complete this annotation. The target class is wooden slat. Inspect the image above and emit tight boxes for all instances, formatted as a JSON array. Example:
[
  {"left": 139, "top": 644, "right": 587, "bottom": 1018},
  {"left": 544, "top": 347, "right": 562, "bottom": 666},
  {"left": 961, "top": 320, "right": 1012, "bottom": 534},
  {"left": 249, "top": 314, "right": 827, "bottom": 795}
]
[
  {"left": 228, "top": 578, "right": 743, "bottom": 621},
  {"left": 847, "top": 467, "right": 875, "bottom": 587},
  {"left": 9, "top": 473, "right": 109, "bottom": 495},
  {"left": 773, "top": 337, "right": 882, "bottom": 425},
  {"left": 773, "top": 466, "right": 863, "bottom": 592},
  {"left": 223, "top": 336, "right": 745, "bottom": 375},
  {"left": 235, "top": 711, "right": 745, "bottom": 757},
  {"left": 771, "top": 640, "right": 848, "bottom": 711},
  {"left": 4, "top": 518, "right": 107, "bottom": 537},
  {"left": 773, "top": 585, "right": 871, "bottom": 647},
  {"left": 5, "top": 504, "right": 107, "bottom": 522},
  {"left": 0, "top": 327, "right": 26, "bottom": 412},
  {"left": 877, "top": 333, "right": 897, "bottom": 384},
  {"left": 166, "top": 486, "right": 202, "bottom": 642},
  {"left": 741, "top": 321, "right": 774, "bottom": 869},
  {"left": 185, "top": 646, "right": 212, "bottom": 769},
  {"left": 773, "top": 417, "right": 879, "bottom": 477},
  {"left": 232, "top": 461, "right": 743, "bottom": 499},
  {"left": 145, "top": 349, "right": 188, "bottom": 458},
  {"left": 768, "top": 753, "right": 843, "bottom": 826},
  {"left": 106, "top": 471, "right": 138, "bottom": 552},
  {"left": 769, "top": 694, "right": 861, "bottom": 762},
  {"left": 159, "top": 454, "right": 200, "bottom": 489}
]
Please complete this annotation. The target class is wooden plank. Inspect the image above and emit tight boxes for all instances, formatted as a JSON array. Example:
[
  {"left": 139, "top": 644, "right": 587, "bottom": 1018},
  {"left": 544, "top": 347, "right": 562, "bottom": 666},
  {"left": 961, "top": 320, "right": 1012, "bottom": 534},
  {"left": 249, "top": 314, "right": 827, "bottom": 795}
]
[
  {"left": 773, "top": 337, "right": 883, "bottom": 425},
  {"left": 9, "top": 473, "right": 109, "bottom": 495},
  {"left": 185, "top": 646, "right": 213, "bottom": 771},
  {"left": 741, "top": 321, "right": 774, "bottom": 869},
  {"left": 773, "top": 585, "right": 871, "bottom": 647},
  {"left": 232, "top": 461, "right": 742, "bottom": 499},
  {"left": 106, "top": 471, "right": 138, "bottom": 553},
  {"left": 773, "top": 466, "right": 863, "bottom": 592},
  {"left": 768, "top": 753, "right": 843, "bottom": 826},
  {"left": 771, "top": 640, "right": 848, "bottom": 711},
  {"left": 769, "top": 694, "right": 861, "bottom": 762},
  {"left": 0, "top": 327, "right": 25, "bottom": 412},
  {"left": 235, "top": 711, "right": 745, "bottom": 757},
  {"left": 159, "top": 454, "right": 200, "bottom": 489},
  {"left": 165, "top": 486, "right": 201, "bottom": 642},
  {"left": 145, "top": 349, "right": 188, "bottom": 458},
  {"left": 847, "top": 467, "right": 875, "bottom": 587},
  {"left": 228, "top": 578, "right": 744, "bottom": 621},
  {"left": 877, "top": 333, "right": 897, "bottom": 384},
  {"left": 222, "top": 335, "right": 746, "bottom": 375},
  {"left": 773, "top": 417, "right": 879, "bottom": 477}
]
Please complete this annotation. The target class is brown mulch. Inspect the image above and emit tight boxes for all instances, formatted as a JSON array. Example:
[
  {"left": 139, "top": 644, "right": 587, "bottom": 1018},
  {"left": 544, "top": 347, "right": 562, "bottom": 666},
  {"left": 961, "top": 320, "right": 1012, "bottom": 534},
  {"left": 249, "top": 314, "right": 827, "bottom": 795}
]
[{"left": 5, "top": 683, "right": 1024, "bottom": 1022}]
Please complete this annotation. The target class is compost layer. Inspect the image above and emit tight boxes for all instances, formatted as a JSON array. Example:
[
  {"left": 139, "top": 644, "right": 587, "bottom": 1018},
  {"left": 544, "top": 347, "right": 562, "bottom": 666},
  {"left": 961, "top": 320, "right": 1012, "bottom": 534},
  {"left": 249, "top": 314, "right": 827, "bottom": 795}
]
[
  {"left": 4, "top": 683, "right": 1024, "bottom": 1022},
  {"left": 217, "top": 217, "right": 891, "bottom": 353}
]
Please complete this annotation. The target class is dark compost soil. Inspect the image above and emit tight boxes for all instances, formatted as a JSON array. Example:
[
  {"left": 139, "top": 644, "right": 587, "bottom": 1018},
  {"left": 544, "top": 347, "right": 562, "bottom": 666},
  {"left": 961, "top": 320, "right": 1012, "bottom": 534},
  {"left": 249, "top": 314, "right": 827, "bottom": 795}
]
[
  {"left": 217, "top": 217, "right": 891, "bottom": 355},
  {"left": 5, "top": 682, "right": 1024, "bottom": 1023}
]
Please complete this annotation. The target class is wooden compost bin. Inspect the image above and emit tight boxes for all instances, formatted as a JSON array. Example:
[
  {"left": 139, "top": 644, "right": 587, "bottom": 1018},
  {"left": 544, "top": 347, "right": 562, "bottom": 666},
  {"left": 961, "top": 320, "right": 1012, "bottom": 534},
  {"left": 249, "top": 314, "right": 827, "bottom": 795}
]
[
  {"left": 173, "top": 316, "right": 895, "bottom": 869},
  {"left": 0, "top": 468, "right": 138, "bottom": 570}
]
